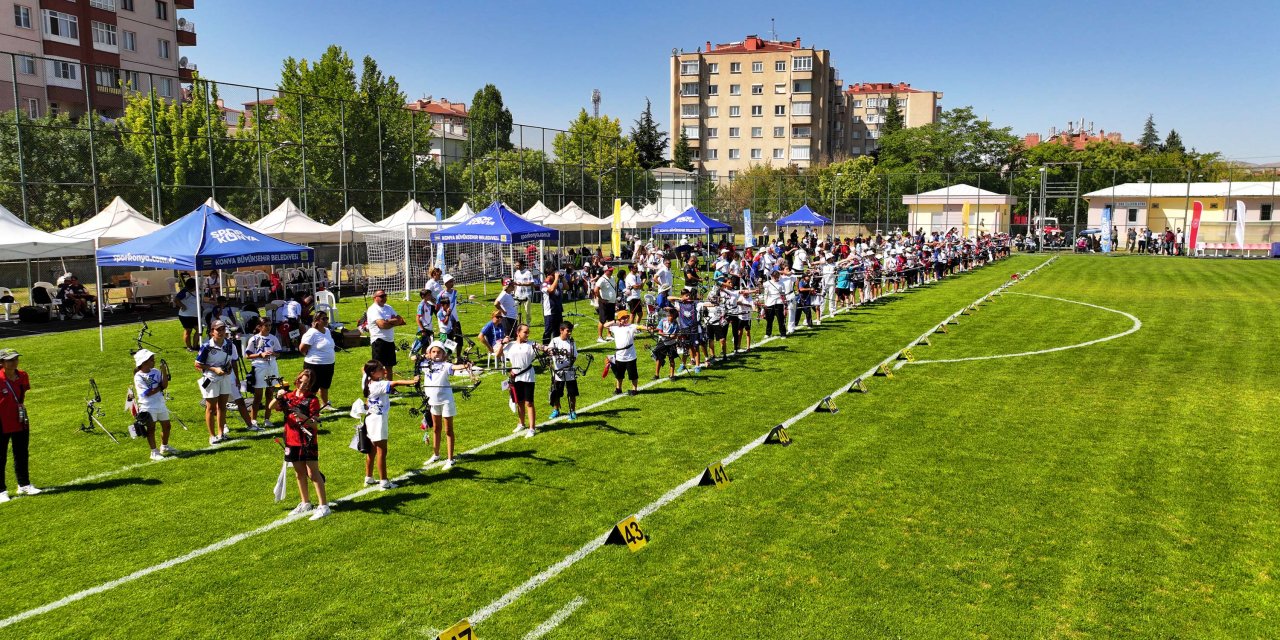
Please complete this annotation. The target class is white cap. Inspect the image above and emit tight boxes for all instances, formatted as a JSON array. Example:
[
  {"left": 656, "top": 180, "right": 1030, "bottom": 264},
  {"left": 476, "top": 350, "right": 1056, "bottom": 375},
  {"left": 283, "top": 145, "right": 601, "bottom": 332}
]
[
  {"left": 442, "top": 273, "right": 455, "bottom": 283},
  {"left": 133, "top": 349, "right": 156, "bottom": 368},
  {"left": 427, "top": 340, "right": 448, "bottom": 352}
]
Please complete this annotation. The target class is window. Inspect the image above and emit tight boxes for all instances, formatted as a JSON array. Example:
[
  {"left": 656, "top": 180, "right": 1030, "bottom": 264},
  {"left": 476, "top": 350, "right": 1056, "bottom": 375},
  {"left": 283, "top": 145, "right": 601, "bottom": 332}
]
[
  {"left": 156, "top": 76, "right": 174, "bottom": 98},
  {"left": 707, "top": 84, "right": 718, "bottom": 96},
  {"left": 708, "top": 63, "right": 719, "bottom": 74},
  {"left": 868, "top": 129, "right": 880, "bottom": 139},
  {"left": 791, "top": 145, "right": 810, "bottom": 160},
  {"left": 774, "top": 105, "right": 785, "bottom": 116},
  {"left": 851, "top": 131, "right": 860, "bottom": 139},
  {"left": 729, "top": 62, "right": 741, "bottom": 73},
  {"left": 728, "top": 127, "right": 740, "bottom": 138},
  {"left": 792, "top": 80, "right": 812, "bottom": 93},
  {"left": 95, "top": 68, "right": 120, "bottom": 88},
  {"left": 49, "top": 102, "right": 59, "bottom": 116},
  {"left": 158, "top": 38, "right": 171, "bottom": 59},
  {"left": 792, "top": 56, "right": 813, "bottom": 71},
  {"left": 775, "top": 60, "right": 786, "bottom": 72},
  {"left": 92, "top": 21, "right": 118, "bottom": 49},
  {"left": 729, "top": 84, "right": 740, "bottom": 96},
  {"left": 122, "top": 0, "right": 134, "bottom": 10},
  {"left": 751, "top": 127, "right": 762, "bottom": 138},
  {"left": 43, "top": 9, "right": 79, "bottom": 42},
  {"left": 1262, "top": 204, "right": 1273, "bottom": 222},
  {"left": 681, "top": 125, "right": 699, "bottom": 139},
  {"left": 706, "top": 127, "right": 718, "bottom": 138},
  {"left": 897, "top": 98, "right": 907, "bottom": 107},
  {"left": 681, "top": 82, "right": 699, "bottom": 97},
  {"left": 852, "top": 99, "right": 862, "bottom": 108},
  {"left": 729, "top": 106, "right": 740, "bottom": 117},
  {"left": 728, "top": 170, "right": 738, "bottom": 180},
  {"left": 690, "top": 148, "right": 700, "bottom": 161},
  {"left": 750, "top": 148, "right": 762, "bottom": 160},
  {"left": 752, "top": 61, "right": 763, "bottom": 73},
  {"left": 25, "top": 98, "right": 38, "bottom": 118},
  {"left": 728, "top": 149, "right": 740, "bottom": 159},
  {"left": 793, "top": 101, "right": 811, "bottom": 116},
  {"left": 681, "top": 104, "right": 700, "bottom": 119},
  {"left": 90, "top": 0, "right": 116, "bottom": 10},
  {"left": 751, "top": 84, "right": 763, "bottom": 95},
  {"left": 774, "top": 83, "right": 786, "bottom": 94},
  {"left": 155, "top": 0, "right": 167, "bottom": 20},
  {"left": 706, "top": 106, "right": 718, "bottom": 117},
  {"left": 852, "top": 115, "right": 863, "bottom": 123},
  {"left": 772, "top": 148, "right": 784, "bottom": 160},
  {"left": 705, "top": 148, "right": 718, "bottom": 160},
  {"left": 792, "top": 126, "right": 812, "bottom": 139},
  {"left": 1127, "top": 208, "right": 1138, "bottom": 223},
  {"left": 46, "top": 58, "right": 80, "bottom": 88},
  {"left": 123, "top": 30, "right": 136, "bottom": 51},
  {"left": 123, "top": 70, "right": 139, "bottom": 90},
  {"left": 706, "top": 171, "right": 718, "bottom": 181},
  {"left": 17, "top": 55, "right": 36, "bottom": 75},
  {"left": 14, "top": 5, "right": 31, "bottom": 29},
  {"left": 750, "top": 105, "right": 763, "bottom": 117},
  {"left": 773, "top": 126, "right": 785, "bottom": 138},
  {"left": 680, "top": 61, "right": 699, "bottom": 75}
]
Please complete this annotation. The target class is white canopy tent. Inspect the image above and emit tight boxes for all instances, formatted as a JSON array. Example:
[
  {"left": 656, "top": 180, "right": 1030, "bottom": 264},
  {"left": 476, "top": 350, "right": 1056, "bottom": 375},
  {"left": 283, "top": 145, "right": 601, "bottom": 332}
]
[
  {"left": 0, "top": 203, "right": 93, "bottom": 260},
  {"left": 619, "top": 202, "right": 649, "bottom": 228},
  {"left": 523, "top": 200, "right": 557, "bottom": 225},
  {"left": 250, "top": 198, "right": 339, "bottom": 244},
  {"left": 637, "top": 202, "right": 668, "bottom": 227},
  {"left": 549, "top": 202, "right": 611, "bottom": 233},
  {"left": 55, "top": 196, "right": 163, "bottom": 246},
  {"left": 202, "top": 197, "right": 249, "bottom": 226},
  {"left": 444, "top": 203, "right": 474, "bottom": 224},
  {"left": 328, "top": 207, "right": 381, "bottom": 292},
  {"left": 378, "top": 199, "right": 440, "bottom": 239}
]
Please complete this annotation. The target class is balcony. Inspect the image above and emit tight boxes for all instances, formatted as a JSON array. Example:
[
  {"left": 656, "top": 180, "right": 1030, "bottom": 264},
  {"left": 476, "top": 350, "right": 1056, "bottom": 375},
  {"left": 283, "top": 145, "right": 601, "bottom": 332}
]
[
  {"left": 177, "top": 20, "right": 197, "bottom": 46},
  {"left": 175, "top": 0, "right": 194, "bottom": 8},
  {"left": 178, "top": 59, "right": 197, "bottom": 82}
]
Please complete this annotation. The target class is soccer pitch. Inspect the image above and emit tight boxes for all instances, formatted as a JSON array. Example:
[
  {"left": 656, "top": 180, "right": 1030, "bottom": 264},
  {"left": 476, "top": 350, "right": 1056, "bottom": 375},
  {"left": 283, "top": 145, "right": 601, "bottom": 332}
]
[{"left": 1, "top": 254, "right": 1277, "bottom": 638}]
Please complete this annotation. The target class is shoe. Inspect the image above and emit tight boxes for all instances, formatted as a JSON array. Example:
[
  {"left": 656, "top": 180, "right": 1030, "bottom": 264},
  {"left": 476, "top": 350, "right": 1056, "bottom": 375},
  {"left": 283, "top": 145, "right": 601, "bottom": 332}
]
[
  {"left": 596, "top": 338, "right": 607, "bottom": 344},
  {"left": 0, "top": 491, "right": 8, "bottom": 503},
  {"left": 513, "top": 424, "right": 526, "bottom": 433},
  {"left": 628, "top": 390, "right": 638, "bottom": 396},
  {"left": 379, "top": 480, "right": 397, "bottom": 491},
  {"left": 549, "top": 409, "right": 562, "bottom": 419},
  {"left": 150, "top": 451, "right": 165, "bottom": 462},
  {"left": 259, "top": 420, "right": 273, "bottom": 429},
  {"left": 161, "top": 445, "right": 179, "bottom": 455},
  {"left": 677, "top": 364, "right": 686, "bottom": 374},
  {"left": 209, "top": 436, "right": 221, "bottom": 446},
  {"left": 613, "top": 388, "right": 622, "bottom": 395},
  {"left": 442, "top": 459, "right": 455, "bottom": 471},
  {"left": 309, "top": 504, "right": 331, "bottom": 520},
  {"left": 364, "top": 476, "right": 377, "bottom": 486},
  {"left": 72, "top": 314, "right": 84, "bottom": 320},
  {"left": 247, "top": 423, "right": 265, "bottom": 433},
  {"left": 16, "top": 485, "right": 40, "bottom": 496},
  {"left": 524, "top": 428, "right": 535, "bottom": 438},
  {"left": 694, "top": 366, "right": 701, "bottom": 374},
  {"left": 321, "top": 403, "right": 338, "bottom": 413},
  {"left": 425, "top": 454, "right": 440, "bottom": 466},
  {"left": 220, "top": 426, "right": 229, "bottom": 437},
  {"left": 652, "top": 374, "right": 659, "bottom": 380},
  {"left": 289, "top": 502, "right": 313, "bottom": 516},
  {"left": 568, "top": 412, "right": 577, "bottom": 421}
]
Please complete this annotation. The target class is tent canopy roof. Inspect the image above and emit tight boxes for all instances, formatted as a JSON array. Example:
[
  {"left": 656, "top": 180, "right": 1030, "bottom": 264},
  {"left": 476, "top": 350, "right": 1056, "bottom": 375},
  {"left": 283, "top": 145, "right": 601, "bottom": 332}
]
[
  {"left": 250, "top": 198, "right": 337, "bottom": 243},
  {"left": 328, "top": 207, "right": 382, "bottom": 234},
  {"left": 97, "top": 204, "right": 315, "bottom": 270},
  {"left": 652, "top": 206, "right": 732, "bottom": 235},
  {"left": 776, "top": 204, "right": 832, "bottom": 227},
  {"left": 55, "top": 196, "right": 163, "bottom": 244},
  {"left": 0, "top": 203, "right": 93, "bottom": 259},
  {"left": 430, "top": 201, "right": 559, "bottom": 245}
]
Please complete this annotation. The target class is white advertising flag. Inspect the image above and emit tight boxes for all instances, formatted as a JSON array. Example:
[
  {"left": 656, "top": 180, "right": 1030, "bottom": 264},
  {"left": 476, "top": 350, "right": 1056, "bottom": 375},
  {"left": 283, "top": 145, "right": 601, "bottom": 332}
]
[{"left": 1235, "top": 200, "right": 1247, "bottom": 249}]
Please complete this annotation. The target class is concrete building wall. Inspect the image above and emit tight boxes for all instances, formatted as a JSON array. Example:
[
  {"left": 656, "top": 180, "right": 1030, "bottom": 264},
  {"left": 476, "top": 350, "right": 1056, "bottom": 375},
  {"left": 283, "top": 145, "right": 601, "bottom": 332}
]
[{"left": 1086, "top": 194, "right": 1280, "bottom": 244}]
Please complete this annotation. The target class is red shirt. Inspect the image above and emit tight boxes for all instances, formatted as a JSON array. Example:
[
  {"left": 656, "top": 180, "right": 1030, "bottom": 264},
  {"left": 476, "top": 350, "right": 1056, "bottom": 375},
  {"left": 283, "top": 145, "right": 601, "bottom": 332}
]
[
  {"left": 281, "top": 390, "right": 320, "bottom": 447},
  {"left": 0, "top": 369, "right": 30, "bottom": 434}
]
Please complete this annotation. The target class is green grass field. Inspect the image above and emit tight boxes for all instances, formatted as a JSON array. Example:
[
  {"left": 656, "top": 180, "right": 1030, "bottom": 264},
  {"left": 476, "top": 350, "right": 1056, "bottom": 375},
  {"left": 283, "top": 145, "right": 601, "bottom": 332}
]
[{"left": 0, "top": 254, "right": 1277, "bottom": 639}]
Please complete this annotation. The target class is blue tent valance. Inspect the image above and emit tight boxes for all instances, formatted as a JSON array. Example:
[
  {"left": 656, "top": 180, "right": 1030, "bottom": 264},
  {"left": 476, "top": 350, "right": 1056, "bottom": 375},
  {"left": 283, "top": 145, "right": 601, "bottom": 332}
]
[
  {"left": 96, "top": 204, "right": 314, "bottom": 270},
  {"left": 652, "top": 206, "right": 732, "bottom": 235},
  {"left": 430, "top": 201, "right": 559, "bottom": 244},
  {"left": 776, "top": 204, "right": 831, "bottom": 227}
]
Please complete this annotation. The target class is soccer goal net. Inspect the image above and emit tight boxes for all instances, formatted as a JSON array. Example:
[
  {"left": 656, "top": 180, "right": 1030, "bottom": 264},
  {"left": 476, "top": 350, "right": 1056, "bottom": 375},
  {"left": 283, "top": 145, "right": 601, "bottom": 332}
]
[{"left": 363, "top": 222, "right": 545, "bottom": 300}]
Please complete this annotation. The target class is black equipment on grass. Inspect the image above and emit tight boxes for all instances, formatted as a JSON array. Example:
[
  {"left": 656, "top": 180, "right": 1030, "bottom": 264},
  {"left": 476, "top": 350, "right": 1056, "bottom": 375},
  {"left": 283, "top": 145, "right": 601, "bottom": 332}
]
[{"left": 80, "top": 378, "right": 119, "bottom": 443}]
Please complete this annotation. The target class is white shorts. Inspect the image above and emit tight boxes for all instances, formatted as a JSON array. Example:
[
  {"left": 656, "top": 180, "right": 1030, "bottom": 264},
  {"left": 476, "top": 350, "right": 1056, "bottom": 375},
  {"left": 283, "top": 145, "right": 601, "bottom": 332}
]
[
  {"left": 199, "top": 374, "right": 237, "bottom": 399},
  {"left": 139, "top": 406, "right": 170, "bottom": 422},
  {"left": 251, "top": 362, "right": 279, "bottom": 390},
  {"left": 365, "top": 412, "right": 390, "bottom": 442},
  {"left": 429, "top": 400, "right": 457, "bottom": 418}
]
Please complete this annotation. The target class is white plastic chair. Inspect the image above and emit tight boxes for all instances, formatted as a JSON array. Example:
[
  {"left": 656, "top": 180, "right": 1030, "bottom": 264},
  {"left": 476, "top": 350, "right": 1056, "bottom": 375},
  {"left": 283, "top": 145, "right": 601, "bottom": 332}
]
[
  {"left": 31, "top": 281, "right": 61, "bottom": 319},
  {"left": 314, "top": 289, "right": 338, "bottom": 323},
  {"left": 0, "top": 287, "right": 15, "bottom": 322}
]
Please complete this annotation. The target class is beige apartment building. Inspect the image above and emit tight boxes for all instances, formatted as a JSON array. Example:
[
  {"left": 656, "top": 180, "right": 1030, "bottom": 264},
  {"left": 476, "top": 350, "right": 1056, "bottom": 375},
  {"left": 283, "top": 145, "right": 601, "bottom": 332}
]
[
  {"left": 669, "top": 35, "right": 839, "bottom": 181},
  {"left": 840, "top": 82, "right": 942, "bottom": 156},
  {"left": 0, "top": 0, "right": 195, "bottom": 118}
]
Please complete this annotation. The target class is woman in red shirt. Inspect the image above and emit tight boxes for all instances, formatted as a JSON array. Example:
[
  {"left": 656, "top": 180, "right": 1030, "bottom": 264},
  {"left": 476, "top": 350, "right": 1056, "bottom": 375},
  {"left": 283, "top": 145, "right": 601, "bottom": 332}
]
[
  {"left": 269, "top": 369, "right": 329, "bottom": 520},
  {"left": 0, "top": 349, "right": 38, "bottom": 502}
]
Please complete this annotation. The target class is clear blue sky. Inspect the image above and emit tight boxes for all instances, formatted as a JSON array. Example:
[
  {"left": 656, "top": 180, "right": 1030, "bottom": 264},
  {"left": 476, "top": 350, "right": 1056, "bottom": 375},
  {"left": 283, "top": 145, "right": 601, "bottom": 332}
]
[{"left": 193, "top": 0, "right": 1278, "bottom": 162}]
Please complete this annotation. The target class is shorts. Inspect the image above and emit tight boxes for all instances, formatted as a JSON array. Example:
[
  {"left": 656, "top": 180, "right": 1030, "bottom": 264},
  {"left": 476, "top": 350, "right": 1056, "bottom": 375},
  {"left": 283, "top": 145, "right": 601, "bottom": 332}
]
[
  {"left": 612, "top": 358, "right": 638, "bottom": 382},
  {"left": 251, "top": 362, "right": 280, "bottom": 390},
  {"left": 512, "top": 381, "right": 535, "bottom": 404},
  {"left": 652, "top": 343, "right": 677, "bottom": 364},
  {"left": 627, "top": 298, "right": 642, "bottom": 316},
  {"left": 429, "top": 400, "right": 457, "bottom": 418},
  {"left": 304, "top": 362, "right": 335, "bottom": 390},
  {"left": 836, "top": 287, "right": 850, "bottom": 298},
  {"left": 138, "top": 406, "right": 170, "bottom": 422},
  {"left": 178, "top": 315, "right": 198, "bottom": 330},
  {"left": 364, "top": 412, "right": 390, "bottom": 442},
  {"left": 371, "top": 339, "right": 398, "bottom": 369},
  {"left": 284, "top": 442, "right": 319, "bottom": 462},
  {"left": 708, "top": 323, "right": 728, "bottom": 341},
  {"left": 550, "top": 379, "right": 578, "bottom": 404},
  {"left": 199, "top": 374, "right": 237, "bottom": 399},
  {"left": 597, "top": 301, "right": 615, "bottom": 324}
]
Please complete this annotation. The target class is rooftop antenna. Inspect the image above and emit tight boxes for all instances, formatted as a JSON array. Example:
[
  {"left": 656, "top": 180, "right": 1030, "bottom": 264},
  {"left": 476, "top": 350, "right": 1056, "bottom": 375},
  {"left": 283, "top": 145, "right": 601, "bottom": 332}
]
[
  {"left": 592, "top": 89, "right": 601, "bottom": 118},
  {"left": 770, "top": 18, "right": 778, "bottom": 41}
]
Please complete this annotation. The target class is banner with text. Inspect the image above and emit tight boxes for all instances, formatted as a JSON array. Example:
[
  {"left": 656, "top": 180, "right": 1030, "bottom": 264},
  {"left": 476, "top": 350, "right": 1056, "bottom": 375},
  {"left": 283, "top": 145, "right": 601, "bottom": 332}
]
[{"left": 1101, "top": 205, "right": 1113, "bottom": 253}]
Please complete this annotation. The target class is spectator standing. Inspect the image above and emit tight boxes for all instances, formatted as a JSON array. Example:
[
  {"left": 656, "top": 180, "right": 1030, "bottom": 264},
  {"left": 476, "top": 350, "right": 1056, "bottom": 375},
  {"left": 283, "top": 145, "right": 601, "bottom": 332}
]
[{"left": 366, "top": 290, "right": 406, "bottom": 378}]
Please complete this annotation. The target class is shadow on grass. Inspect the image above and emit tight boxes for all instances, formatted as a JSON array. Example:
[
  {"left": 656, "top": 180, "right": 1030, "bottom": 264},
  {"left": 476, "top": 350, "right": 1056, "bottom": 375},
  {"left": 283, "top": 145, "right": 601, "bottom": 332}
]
[
  {"left": 181, "top": 444, "right": 250, "bottom": 458},
  {"left": 51, "top": 476, "right": 164, "bottom": 494}
]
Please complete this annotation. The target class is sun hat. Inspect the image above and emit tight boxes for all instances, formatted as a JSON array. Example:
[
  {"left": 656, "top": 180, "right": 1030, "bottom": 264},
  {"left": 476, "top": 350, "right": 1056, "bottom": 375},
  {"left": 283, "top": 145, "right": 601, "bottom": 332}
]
[
  {"left": 443, "top": 274, "right": 455, "bottom": 283},
  {"left": 0, "top": 348, "right": 19, "bottom": 361},
  {"left": 133, "top": 349, "right": 156, "bottom": 368}
]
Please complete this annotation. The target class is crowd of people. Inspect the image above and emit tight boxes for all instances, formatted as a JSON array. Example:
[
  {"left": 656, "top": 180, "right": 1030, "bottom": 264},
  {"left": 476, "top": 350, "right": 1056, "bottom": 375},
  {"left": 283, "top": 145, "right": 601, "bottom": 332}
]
[{"left": 0, "top": 227, "right": 1012, "bottom": 518}]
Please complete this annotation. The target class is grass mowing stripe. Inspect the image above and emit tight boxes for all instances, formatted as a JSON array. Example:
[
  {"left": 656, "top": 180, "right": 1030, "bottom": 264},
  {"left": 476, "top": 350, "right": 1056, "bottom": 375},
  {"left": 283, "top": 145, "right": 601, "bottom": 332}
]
[
  {"left": 522, "top": 596, "right": 587, "bottom": 640},
  {"left": 466, "top": 255, "right": 1055, "bottom": 630}
]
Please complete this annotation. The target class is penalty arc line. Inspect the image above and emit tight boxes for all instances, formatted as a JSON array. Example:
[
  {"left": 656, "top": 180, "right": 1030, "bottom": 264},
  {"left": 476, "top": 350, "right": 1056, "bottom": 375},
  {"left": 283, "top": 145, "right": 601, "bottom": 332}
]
[{"left": 464, "top": 255, "right": 1058, "bottom": 628}]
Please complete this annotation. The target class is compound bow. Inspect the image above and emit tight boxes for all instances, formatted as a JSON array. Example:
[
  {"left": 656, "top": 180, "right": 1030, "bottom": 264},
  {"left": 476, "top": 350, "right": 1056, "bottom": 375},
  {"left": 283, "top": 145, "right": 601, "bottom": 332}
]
[{"left": 80, "top": 378, "right": 119, "bottom": 443}]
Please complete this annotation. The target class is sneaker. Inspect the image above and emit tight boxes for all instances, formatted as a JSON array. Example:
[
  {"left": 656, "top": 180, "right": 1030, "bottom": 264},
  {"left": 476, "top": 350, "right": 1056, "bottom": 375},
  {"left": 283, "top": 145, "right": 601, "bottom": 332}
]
[
  {"left": 260, "top": 420, "right": 273, "bottom": 429},
  {"left": 321, "top": 403, "right": 338, "bottom": 413},
  {"left": 677, "top": 364, "right": 686, "bottom": 374},
  {"left": 16, "top": 485, "right": 40, "bottom": 496},
  {"left": 693, "top": 366, "right": 702, "bottom": 374},
  {"left": 209, "top": 436, "right": 221, "bottom": 446},
  {"left": 568, "top": 412, "right": 577, "bottom": 421},
  {"left": 149, "top": 451, "right": 165, "bottom": 462},
  {"left": 613, "top": 388, "right": 622, "bottom": 395},
  {"left": 309, "top": 504, "right": 331, "bottom": 520},
  {"left": 513, "top": 424, "right": 526, "bottom": 433},
  {"left": 0, "top": 491, "right": 8, "bottom": 503},
  {"left": 247, "top": 423, "right": 265, "bottom": 433},
  {"left": 442, "top": 459, "right": 455, "bottom": 471},
  {"left": 289, "top": 502, "right": 313, "bottom": 516},
  {"left": 72, "top": 314, "right": 84, "bottom": 320},
  {"left": 628, "top": 389, "right": 638, "bottom": 397},
  {"left": 596, "top": 338, "right": 607, "bottom": 344},
  {"left": 549, "top": 409, "right": 562, "bottom": 419},
  {"left": 379, "top": 480, "right": 397, "bottom": 491},
  {"left": 425, "top": 454, "right": 440, "bottom": 466},
  {"left": 524, "top": 428, "right": 535, "bottom": 438},
  {"left": 161, "top": 445, "right": 179, "bottom": 455},
  {"left": 363, "top": 476, "right": 377, "bottom": 486}
]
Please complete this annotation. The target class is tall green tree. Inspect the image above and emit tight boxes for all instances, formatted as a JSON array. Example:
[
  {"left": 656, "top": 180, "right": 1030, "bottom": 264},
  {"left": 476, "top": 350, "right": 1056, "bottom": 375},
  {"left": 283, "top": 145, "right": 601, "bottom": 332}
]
[
  {"left": 630, "top": 98, "right": 668, "bottom": 170},
  {"left": 469, "top": 84, "right": 514, "bottom": 156},
  {"left": 672, "top": 130, "right": 693, "bottom": 171},
  {"left": 552, "top": 109, "right": 642, "bottom": 215},
  {"left": 1163, "top": 129, "right": 1185, "bottom": 154},
  {"left": 1139, "top": 114, "right": 1160, "bottom": 151},
  {"left": 876, "top": 106, "right": 1020, "bottom": 174},
  {"left": 881, "top": 94, "right": 905, "bottom": 135}
]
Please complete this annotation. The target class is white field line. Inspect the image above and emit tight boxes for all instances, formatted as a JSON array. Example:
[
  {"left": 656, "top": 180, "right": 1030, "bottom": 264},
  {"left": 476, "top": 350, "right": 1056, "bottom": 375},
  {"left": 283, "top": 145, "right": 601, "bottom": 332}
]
[
  {"left": 0, "top": 257, "right": 1025, "bottom": 631},
  {"left": 465, "top": 256, "right": 1058, "bottom": 628},
  {"left": 521, "top": 596, "right": 587, "bottom": 640},
  {"left": 902, "top": 291, "right": 1141, "bottom": 367}
]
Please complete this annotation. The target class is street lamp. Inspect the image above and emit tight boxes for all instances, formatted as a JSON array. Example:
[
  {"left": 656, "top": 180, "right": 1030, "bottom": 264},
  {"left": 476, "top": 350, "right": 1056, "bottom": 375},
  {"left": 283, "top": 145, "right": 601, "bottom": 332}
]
[
  {"left": 833, "top": 172, "right": 843, "bottom": 235},
  {"left": 596, "top": 164, "right": 618, "bottom": 219},
  {"left": 265, "top": 141, "right": 296, "bottom": 208}
]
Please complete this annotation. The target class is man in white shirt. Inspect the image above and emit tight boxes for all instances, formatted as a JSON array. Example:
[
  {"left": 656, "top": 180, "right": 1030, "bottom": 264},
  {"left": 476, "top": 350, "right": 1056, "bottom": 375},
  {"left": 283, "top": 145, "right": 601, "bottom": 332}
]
[
  {"left": 792, "top": 245, "right": 809, "bottom": 272},
  {"left": 494, "top": 279, "right": 518, "bottom": 336},
  {"left": 366, "top": 290, "right": 406, "bottom": 377},
  {"left": 653, "top": 259, "right": 674, "bottom": 311},
  {"left": 547, "top": 322, "right": 579, "bottom": 421},
  {"left": 780, "top": 265, "right": 798, "bottom": 332},
  {"left": 512, "top": 259, "right": 535, "bottom": 325},
  {"left": 623, "top": 268, "right": 643, "bottom": 320},
  {"left": 594, "top": 266, "right": 617, "bottom": 343}
]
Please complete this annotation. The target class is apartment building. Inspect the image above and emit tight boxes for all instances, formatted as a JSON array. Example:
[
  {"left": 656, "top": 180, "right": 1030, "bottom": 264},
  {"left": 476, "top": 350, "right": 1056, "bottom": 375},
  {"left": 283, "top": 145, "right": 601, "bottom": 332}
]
[
  {"left": 669, "top": 35, "right": 839, "bottom": 181},
  {"left": 840, "top": 82, "right": 942, "bottom": 156},
  {"left": 404, "top": 96, "right": 468, "bottom": 164},
  {"left": 0, "top": 0, "right": 195, "bottom": 118}
]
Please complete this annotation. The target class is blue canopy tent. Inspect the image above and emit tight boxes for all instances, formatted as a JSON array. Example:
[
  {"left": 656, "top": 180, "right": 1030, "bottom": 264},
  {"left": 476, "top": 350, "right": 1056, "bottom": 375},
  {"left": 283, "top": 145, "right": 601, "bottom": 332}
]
[
  {"left": 776, "top": 204, "right": 832, "bottom": 227},
  {"left": 429, "top": 201, "right": 559, "bottom": 295},
  {"left": 652, "top": 206, "right": 733, "bottom": 281},
  {"left": 94, "top": 203, "right": 315, "bottom": 350}
]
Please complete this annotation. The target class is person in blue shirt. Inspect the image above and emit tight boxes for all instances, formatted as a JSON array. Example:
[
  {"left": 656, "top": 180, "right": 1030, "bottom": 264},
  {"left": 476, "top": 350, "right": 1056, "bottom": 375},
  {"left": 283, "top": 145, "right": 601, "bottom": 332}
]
[
  {"left": 673, "top": 287, "right": 702, "bottom": 374},
  {"left": 477, "top": 310, "right": 506, "bottom": 354}
]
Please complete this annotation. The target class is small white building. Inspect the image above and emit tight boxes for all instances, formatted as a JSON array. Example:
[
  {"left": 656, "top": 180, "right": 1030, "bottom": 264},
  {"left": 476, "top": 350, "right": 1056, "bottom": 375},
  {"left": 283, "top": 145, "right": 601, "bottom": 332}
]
[
  {"left": 651, "top": 167, "right": 698, "bottom": 215},
  {"left": 1082, "top": 181, "right": 1279, "bottom": 244},
  {"left": 902, "top": 184, "right": 1016, "bottom": 236}
]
